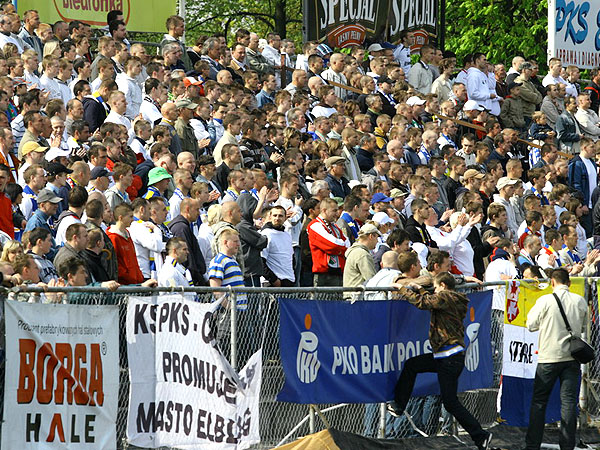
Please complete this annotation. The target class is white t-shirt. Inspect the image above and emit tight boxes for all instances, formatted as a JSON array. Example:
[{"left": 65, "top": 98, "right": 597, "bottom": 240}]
[
  {"left": 484, "top": 258, "right": 518, "bottom": 310},
  {"left": 580, "top": 155, "right": 596, "bottom": 207}
]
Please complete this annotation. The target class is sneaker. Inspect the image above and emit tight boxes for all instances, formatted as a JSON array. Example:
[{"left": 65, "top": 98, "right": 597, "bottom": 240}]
[
  {"left": 478, "top": 432, "right": 493, "bottom": 450},
  {"left": 386, "top": 401, "right": 402, "bottom": 418}
]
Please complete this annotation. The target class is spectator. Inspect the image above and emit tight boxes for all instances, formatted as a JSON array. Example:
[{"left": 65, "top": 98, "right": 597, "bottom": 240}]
[
  {"left": 106, "top": 203, "right": 144, "bottom": 284},
  {"left": 343, "top": 222, "right": 379, "bottom": 289},
  {"left": 260, "top": 205, "right": 295, "bottom": 286},
  {"left": 169, "top": 197, "right": 206, "bottom": 284},
  {"left": 157, "top": 237, "right": 192, "bottom": 288}
]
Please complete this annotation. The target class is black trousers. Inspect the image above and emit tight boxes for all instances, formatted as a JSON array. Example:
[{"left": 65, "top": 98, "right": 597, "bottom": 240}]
[{"left": 393, "top": 352, "right": 488, "bottom": 445}]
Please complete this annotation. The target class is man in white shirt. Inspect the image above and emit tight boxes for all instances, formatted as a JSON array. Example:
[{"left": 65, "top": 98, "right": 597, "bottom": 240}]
[
  {"left": 275, "top": 173, "right": 304, "bottom": 283},
  {"left": 492, "top": 177, "right": 520, "bottom": 240},
  {"left": 574, "top": 93, "right": 600, "bottom": 141},
  {"left": 116, "top": 56, "right": 143, "bottom": 120},
  {"left": 260, "top": 205, "right": 295, "bottom": 286},
  {"left": 484, "top": 238, "right": 518, "bottom": 311},
  {"left": 542, "top": 58, "right": 567, "bottom": 88},
  {"left": 39, "top": 57, "right": 62, "bottom": 100},
  {"left": 0, "top": 13, "right": 23, "bottom": 53},
  {"left": 104, "top": 90, "right": 133, "bottom": 143},
  {"left": 129, "top": 197, "right": 166, "bottom": 279},
  {"left": 158, "top": 237, "right": 192, "bottom": 288},
  {"left": 140, "top": 77, "right": 165, "bottom": 126},
  {"left": 321, "top": 53, "right": 348, "bottom": 100},
  {"left": 466, "top": 52, "right": 496, "bottom": 112}
]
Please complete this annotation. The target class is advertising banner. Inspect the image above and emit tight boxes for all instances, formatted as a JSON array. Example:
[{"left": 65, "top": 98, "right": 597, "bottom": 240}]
[
  {"left": 387, "top": 0, "right": 438, "bottom": 45},
  {"left": 126, "top": 295, "right": 261, "bottom": 450},
  {"left": 1, "top": 301, "right": 119, "bottom": 449},
  {"left": 17, "top": 1, "right": 177, "bottom": 33},
  {"left": 548, "top": 0, "right": 600, "bottom": 68},
  {"left": 500, "top": 279, "right": 584, "bottom": 426},
  {"left": 278, "top": 290, "right": 492, "bottom": 404}
]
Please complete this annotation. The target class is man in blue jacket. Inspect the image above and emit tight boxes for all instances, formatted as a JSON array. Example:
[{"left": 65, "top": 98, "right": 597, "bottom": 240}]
[
  {"left": 568, "top": 137, "right": 596, "bottom": 236},
  {"left": 24, "top": 189, "right": 61, "bottom": 260}
]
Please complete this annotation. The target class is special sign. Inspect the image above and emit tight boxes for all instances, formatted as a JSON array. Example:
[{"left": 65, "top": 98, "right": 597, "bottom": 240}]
[{"left": 1, "top": 301, "right": 119, "bottom": 449}]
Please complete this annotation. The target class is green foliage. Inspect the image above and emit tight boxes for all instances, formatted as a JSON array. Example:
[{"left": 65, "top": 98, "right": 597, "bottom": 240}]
[
  {"left": 184, "top": 0, "right": 303, "bottom": 46},
  {"left": 445, "top": 0, "right": 548, "bottom": 68}
]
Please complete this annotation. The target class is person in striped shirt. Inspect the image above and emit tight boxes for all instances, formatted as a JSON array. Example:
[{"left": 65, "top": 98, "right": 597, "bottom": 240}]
[{"left": 208, "top": 228, "right": 246, "bottom": 310}]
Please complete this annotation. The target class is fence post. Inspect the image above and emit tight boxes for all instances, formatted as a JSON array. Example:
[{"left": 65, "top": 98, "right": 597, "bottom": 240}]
[
  {"left": 378, "top": 403, "right": 386, "bottom": 438},
  {"left": 309, "top": 405, "right": 316, "bottom": 434},
  {"left": 230, "top": 290, "right": 238, "bottom": 371},
  {"left": 580, "top": 279, "right": 591, "bottom": 426}
]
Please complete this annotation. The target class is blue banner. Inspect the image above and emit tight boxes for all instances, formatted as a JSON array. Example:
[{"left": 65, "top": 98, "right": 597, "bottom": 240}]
[{"left": 278, "top": 291, "right": 493, "bottom": 404}]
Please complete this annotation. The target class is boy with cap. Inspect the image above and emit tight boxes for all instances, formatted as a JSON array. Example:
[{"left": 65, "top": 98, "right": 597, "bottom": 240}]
[
  {"left": 88, "top": 166, "right": 112, "bottom": 194},
  {"left": 324, "top": 155, "right": 350, "bottom": 199}
]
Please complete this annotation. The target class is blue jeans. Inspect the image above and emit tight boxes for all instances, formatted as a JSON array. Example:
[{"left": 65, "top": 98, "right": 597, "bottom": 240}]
[{"left": 525, "top": 361, "right": 580, "bottom": 450}]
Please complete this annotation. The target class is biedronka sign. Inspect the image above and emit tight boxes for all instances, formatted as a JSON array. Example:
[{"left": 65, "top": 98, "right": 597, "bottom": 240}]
[{"left": 16, "top": 0, "right": 176, "bottom": 33}]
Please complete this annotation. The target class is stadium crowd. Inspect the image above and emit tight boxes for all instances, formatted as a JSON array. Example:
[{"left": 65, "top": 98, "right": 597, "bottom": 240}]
[{"left": 0, "top": 3, "right": 598, "bottom": 310}]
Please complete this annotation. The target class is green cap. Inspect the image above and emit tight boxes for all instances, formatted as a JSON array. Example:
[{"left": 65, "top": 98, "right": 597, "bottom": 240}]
[{"left": 147, "top": 167, "right": 172, "bottom": 185}]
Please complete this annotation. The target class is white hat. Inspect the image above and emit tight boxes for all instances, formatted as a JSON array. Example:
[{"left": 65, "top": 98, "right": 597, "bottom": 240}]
[
  {"left": 367, "top": 43, "right": 385, "bottom": 52},
  {"left": 463, "top": 100, "right": 485, "bottom": 111},
  {"left": 44, "top": 147, "right": 71, "bottom": 162},
  {"left": 372, "top": 211, "right": 395, "bottom": 226},
  {"left": 406, "top": 96, "right": 426, "bottom": 106}
]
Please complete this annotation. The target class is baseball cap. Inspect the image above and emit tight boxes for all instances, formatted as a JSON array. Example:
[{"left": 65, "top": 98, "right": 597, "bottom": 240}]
[
  {"left": 463, "top": 100, "right": 485, "bottom": 111},
  {"left": 183, "top": 77, "right": 203, "bottom": 87},
  {"left": 175, "top": 98, "right": 198, "bottom": 110},
  {"left": 370, "top": 192, "right": 393, "bottom": 204},
  {"left": 90, "top": 166, "right": 112, "bottom": 180},
  {"left": 358, "top": 223, "right": 382, "bottom": 237},
  {"left": 496, "top": 176, "right": 519, "bottom": 190},
  {"left": 367, "top": 43, "right": 385, "bottom": 52},
  {"left": 148, "top": 167, "right": 173, "bottom": 185},
  {"left": 390, "top": 188, "right": 409, "bottom": 198},
  {"left": 46, "top": 162, "right": 73, "bottom": 176},
  {"left": 406, "top": 96, "right": 426, "bottom": 106},
  {"left": 45, "top": 147, "right": 71, "bottom": 162},
  {"left": 372, "top": 211, "right": 395, "bottom": 225},
  {"left": 37, "top": 188, "right": 62, "bottom": 204},
  {"left": 507, "top": 81, "right": 523, "bottom": 91},
  {"left": 22, "top": 141, "right": 48, "bottom": 156},
  {"left": 325, "top": 156, "right": 345, "bottom": 169},
  {"left": 463, "top": 168, "right": 485, "bottom": 180},
  {"left": 315, "top": 44, "right": 333, "bottom": 58}
]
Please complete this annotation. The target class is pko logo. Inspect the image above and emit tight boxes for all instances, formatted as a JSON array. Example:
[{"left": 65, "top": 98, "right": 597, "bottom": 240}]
[
  {"left": 296, "top": 313, "right": 320, "bottom": 383},
  {"left": 465, "top": 306, "right": 481, "bottom": 372}
]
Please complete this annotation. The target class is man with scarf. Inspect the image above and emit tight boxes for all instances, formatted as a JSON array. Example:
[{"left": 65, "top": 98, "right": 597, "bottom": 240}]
[
  {"left": 337, "top": 195, "right": 369, "bottom": 245},
  {"left": 517, "top": 235, "right": 542, "bottom": 272},
  {"left": 405, "top": 198, "right": 438, "bottom": 250},
  {"left": 558, "top": 224, "right": 600, "bottom": 276},
  {"left": 307, "top": 197, "right": 350, "bottom": 286}
]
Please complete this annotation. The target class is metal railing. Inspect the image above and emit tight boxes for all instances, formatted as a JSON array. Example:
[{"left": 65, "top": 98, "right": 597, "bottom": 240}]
[{"left": 0, "top": 280, "right": 598, "bottom": 449}]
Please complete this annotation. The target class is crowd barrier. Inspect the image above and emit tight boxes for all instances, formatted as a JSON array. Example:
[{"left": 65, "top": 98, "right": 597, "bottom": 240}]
[{"left": 0, "top": 280, "right": 598, "bottom": 449}]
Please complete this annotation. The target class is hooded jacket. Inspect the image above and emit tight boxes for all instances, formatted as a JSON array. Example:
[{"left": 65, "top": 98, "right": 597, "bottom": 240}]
[
  {"left": 236, "top": 193, "right": 268, "bottom": 278},
  {"left": 343, "top": 242, "right": 376, "bottom": 287}
]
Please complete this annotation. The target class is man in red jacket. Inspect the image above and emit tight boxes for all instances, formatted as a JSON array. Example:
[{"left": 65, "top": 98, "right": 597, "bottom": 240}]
[
  {"left": 307, "top": 197, "right": 350, "bottom": 286},
  {"left": 106, "top": 202, "right": 144, "bottom": 284},
  {"left": 0, "top": 164, "right": 14, "bottom": 238}
]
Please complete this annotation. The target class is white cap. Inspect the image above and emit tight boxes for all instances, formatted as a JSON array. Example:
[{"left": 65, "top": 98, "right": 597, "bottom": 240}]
[
  {"left": 367, "top": 43, "right": 385, "bottom": 52},
  {"left": 44, "top": 147, "right": 71, "bottom": 162},
  {"left": 463, "top": 99, "right": 484, "bottom": 111},
  {"left": 406, "top": 95, "right": 426, "bottom": 106},
  {"left": 372, "top": 211, "right": 395, "bottom": 225}
]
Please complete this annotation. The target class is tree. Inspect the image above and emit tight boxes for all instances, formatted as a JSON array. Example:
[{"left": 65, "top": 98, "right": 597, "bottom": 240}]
[
  {"left": 185, "top": 0, "right": 303, "bottom": 45},
  {"left": 444, "top": 0, "right": 548, "bottom": 67}
]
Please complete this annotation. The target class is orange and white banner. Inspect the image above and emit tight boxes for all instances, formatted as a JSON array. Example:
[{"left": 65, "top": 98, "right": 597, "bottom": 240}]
[{"left": 1, "top": 301, "right": 119, "bottom": 449}]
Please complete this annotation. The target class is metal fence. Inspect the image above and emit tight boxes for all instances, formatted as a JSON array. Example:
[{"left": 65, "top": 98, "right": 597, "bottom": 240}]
[{"left": 0, "top": 281, "right": 598, "bottom": 449}]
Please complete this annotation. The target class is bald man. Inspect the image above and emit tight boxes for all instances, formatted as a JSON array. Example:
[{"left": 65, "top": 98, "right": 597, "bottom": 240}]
[
  {"left": 158, "top": 102, "right": 183, "bottom": 155},
  {"left": 321, "top": 53, "right": 348, "bottom": 100}
]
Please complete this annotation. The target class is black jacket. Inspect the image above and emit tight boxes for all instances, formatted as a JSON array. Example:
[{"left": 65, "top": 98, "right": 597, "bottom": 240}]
[
  {"left": 82, "top": 96, "right": 109, "bottom": 133},
  {"left": 325, "top": 173, "right": 350, "bottom": 198},
  {"left": 236, "top": 193, "right": 268, "bottom": 277},
  {"left": 466, "top": 226, "right": 493, "bottom": 280},
  {"left": 168, "top": 215, "right": 206, "bottom": 285},
  {"left": 81, "top": 249, "right": 111, "bottom": 282},
  {"left": 405, "top": 216, "right": 437, "bottom": 248}
]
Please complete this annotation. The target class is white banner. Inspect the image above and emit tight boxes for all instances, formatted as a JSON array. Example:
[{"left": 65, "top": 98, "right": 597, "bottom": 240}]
[
  {"left": 126, "top": 295, "right": 261, "bottom": 449},
  {"left": 548, "top": 0, "right": 600, "bottom": 68},
  {"left": 1, "top": 301, "right": 119, "bottom": 449},
  {"left": 502, "top": 324, "right": 539, "bottom": 379}
]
